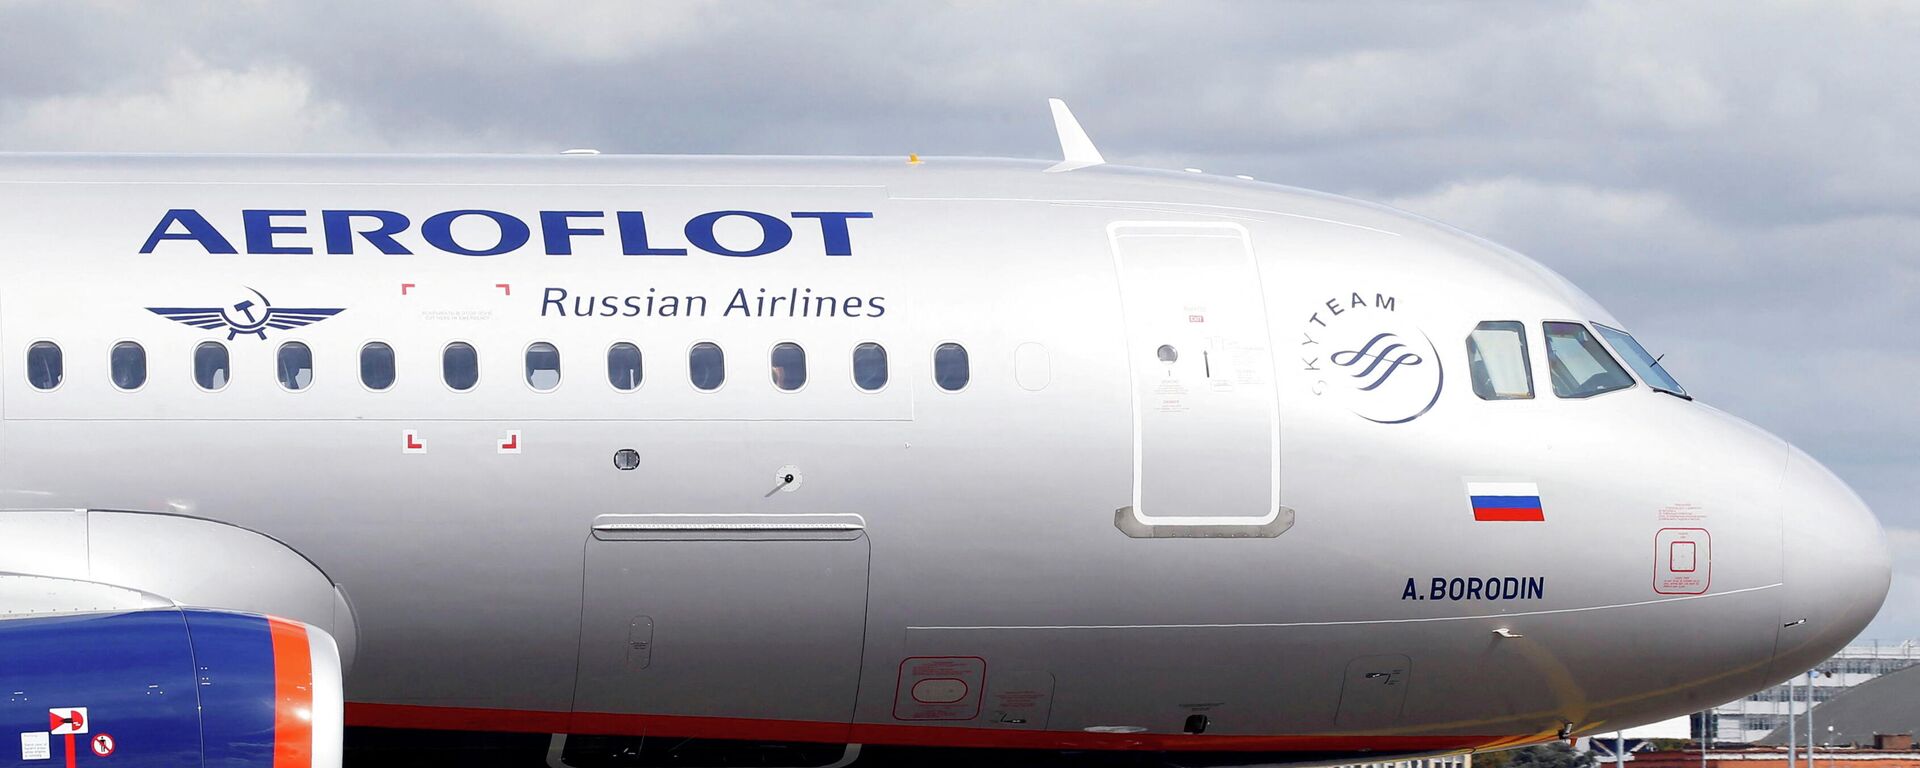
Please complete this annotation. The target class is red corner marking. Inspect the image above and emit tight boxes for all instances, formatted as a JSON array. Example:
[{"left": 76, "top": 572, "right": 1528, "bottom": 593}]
[
  {"left": 403, "top": 430, "right": 426, "bottom": 454},
  {"left": 400, "top": 283, "right": 416, "bottom": 295},
  {"left": 498, "top": 431, "right": 522, "bottom": 454},
  {"left": 495, "top": 283, "right": 512, "bottom": 296}
]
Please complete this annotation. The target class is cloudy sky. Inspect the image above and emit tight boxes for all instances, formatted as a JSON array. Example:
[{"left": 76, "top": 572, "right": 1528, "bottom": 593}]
[{"left": 1, "top": 1, "right": 1914, "bottom": 637}]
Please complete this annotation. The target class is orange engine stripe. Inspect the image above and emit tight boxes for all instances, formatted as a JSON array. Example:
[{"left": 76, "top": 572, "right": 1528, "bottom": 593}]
[{"left": 267, "top": 618, "right": 315, "bottom": 768}]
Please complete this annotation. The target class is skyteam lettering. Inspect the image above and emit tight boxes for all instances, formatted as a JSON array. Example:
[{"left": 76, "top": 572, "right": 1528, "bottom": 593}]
[{"left": 139, "top": 209, "right": 874, "bottom": 257}]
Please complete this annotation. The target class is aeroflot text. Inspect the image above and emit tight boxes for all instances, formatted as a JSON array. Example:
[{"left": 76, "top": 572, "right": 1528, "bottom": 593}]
[
  {"left": 1400, "top": 576, "right": 1546, "bottom": 601},
  {"left": 138, "top": 209, "right": 874, "bottom": 257}
]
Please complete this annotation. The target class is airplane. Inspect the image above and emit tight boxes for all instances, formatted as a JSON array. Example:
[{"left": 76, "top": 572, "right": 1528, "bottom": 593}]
[{"left": 0, "top": 100, "right": 1890, "bottom": 768}]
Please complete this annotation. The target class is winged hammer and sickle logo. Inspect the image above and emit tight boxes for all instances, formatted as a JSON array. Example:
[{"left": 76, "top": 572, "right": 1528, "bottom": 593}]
[{"left": 147, "top": 288, "right": 344, "bottom": 340}]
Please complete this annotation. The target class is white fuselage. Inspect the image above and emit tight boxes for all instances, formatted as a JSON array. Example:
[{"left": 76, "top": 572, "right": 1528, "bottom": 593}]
[{"left": 0, "top": 153, "right": 1889, "bottom": 760}]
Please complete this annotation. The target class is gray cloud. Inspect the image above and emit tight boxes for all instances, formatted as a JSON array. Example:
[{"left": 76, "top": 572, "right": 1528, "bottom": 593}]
[{"left": 0, "top": 0, "right": 1913, "bottom": 637}]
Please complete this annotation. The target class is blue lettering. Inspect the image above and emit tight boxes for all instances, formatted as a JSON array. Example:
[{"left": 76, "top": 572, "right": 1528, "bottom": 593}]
[
  {"left": 322, "top": 210, "right": 412, "bottom": 255},
  {"left": 141, "top": 209, "right": 237, "bottom": 254},
  {"left": 791, "top": 211, "right": 872, "bottom": 256},
  {"left": 540, "top": 211, "right": 604, "bottom": 255},
  {"left": 421, "top": 210, "right": 530, "bottom": 257},
  {"left": 614, "top": 211, "right": 688, "bottom": 255},
  {"left": 684, "top": 210, "right": 792, "bottom": 257},
  {"left": 148, "top": 208, "right": 873, "bottom": 256},
  {"left": 542, "top": 287, "right": 568, "bottom": 316},
  {"left": 243, "top": 210, "right": 312, "bottom": 255}
]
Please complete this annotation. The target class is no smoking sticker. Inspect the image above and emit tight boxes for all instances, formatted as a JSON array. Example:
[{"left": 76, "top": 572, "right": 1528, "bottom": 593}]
[{"left": 90, "top": 734, "right": 114, "bottom": 757}]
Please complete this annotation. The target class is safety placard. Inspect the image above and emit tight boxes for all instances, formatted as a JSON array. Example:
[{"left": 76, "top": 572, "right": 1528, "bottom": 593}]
[
  {"left": 47, "top": 709, "right": 87, "bottom": 736},
  {"left": 90, "top": 734, "right": 114, "bottom": 757},
  {"left": 20, "top": 732, "right": 49, "bottom": 761},
  {"left": 1655, "top": 528, "right": 1710, "bottom": 594},
  {"left": 893, "top": 657, "right": 985, "bottom": 721}
]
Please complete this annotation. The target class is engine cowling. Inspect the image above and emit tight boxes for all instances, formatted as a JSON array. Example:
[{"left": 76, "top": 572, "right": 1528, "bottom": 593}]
[{"left": 0, "top": 608, "right": 342, "bottom": 768}]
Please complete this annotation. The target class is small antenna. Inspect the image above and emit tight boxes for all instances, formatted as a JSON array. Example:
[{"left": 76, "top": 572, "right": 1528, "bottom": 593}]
[{"left": 1045, "top": 98, "right": 1105, "bottom": 173}]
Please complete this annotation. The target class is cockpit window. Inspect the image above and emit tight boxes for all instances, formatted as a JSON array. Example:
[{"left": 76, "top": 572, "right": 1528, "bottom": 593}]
[
  {"left": 1466, "top": 321, "right": 1533, "bottom": 400},
  {"left": 1595, "top": 324, "right": 1688, "bottom": 399},
  {"left": 1543, "top": 322, "right": 1634, "bottom": 398}
]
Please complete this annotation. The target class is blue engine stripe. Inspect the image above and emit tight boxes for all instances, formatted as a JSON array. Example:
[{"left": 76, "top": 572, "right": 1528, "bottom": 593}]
[
  {"left": 183, "top": 610, "right": 280, "bottom": 768},
  {"left": 0, "top": 610, "right": 204, "bottom": 768},
  {"left": 1469, "top": 495, "right": 1542, "bottom": 508}
]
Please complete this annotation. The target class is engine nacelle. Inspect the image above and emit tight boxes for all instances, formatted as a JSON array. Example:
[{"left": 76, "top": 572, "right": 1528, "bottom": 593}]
[{"left": 0, "top": 608, "right": 342, "bottom": 768}]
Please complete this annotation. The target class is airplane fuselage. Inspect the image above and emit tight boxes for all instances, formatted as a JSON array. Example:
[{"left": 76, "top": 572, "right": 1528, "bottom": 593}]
[{"left": 0, "top": 153, "right": 1889, "bottom": 764}]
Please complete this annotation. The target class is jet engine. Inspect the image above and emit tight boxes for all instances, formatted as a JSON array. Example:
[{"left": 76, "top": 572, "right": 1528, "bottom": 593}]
[{"left": 0, "top": 606, "right": 342, "bottom": 768}]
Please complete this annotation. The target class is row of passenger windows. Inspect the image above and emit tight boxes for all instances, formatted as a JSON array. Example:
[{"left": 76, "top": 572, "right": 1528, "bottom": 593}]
[
  {"left": 22, "top": 340, "right": 974, "bottom": 394},
  {"left": 1465, "top": 320, "right": 1685, "bottom": 401},
  {"left": 23, "top": 321, "right": 1680, "bottom": 402}
]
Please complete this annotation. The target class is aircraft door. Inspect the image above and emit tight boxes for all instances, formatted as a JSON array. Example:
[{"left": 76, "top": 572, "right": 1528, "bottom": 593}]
[
  {"left": 1109, "top": 222, "right": 1284, "bottom": 532},
  {"left": 572, "top": 514, "right": 870, "bottom": 735}
]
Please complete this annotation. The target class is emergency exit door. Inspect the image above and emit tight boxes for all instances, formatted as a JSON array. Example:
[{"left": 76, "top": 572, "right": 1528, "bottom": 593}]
[
  {"left": 1109, "top": 222, "right": 1282, "bottom": 530},
  {"left": 572, "top": 514, "right": 870, "bottom": 735}
]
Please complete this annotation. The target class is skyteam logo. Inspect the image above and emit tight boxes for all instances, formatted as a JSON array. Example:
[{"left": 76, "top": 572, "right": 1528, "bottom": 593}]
[
  {"left": 1299, "top": 290, "right": 1444, "bottom": 425},
  {"left": 148, "top": 288, "right": 343, "bottom": 340}
]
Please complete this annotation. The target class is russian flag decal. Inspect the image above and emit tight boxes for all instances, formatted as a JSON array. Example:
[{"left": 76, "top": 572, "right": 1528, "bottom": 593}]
[{"left": 1467, "top": 482, "right": 1544, "bottom": 522}]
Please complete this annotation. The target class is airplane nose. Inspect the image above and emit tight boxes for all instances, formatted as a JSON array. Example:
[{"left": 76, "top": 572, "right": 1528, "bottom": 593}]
[{"left": 1773, "top": 447, "right": 1891, "bottom": 673}]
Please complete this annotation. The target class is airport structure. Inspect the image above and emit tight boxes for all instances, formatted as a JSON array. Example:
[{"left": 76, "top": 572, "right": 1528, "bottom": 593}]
[
  {"left": 1753, "top": 658, "right": 1920, "bottom": 749},
  {"left": 1705, "top": 642, "right": 1920, "bottom": 744},
  {"left": 1634, "top": 738, "right": 1920, "bottom": 768},
  {"left": 1348, "top": 756, "right": 1471, "bottom": 768}
]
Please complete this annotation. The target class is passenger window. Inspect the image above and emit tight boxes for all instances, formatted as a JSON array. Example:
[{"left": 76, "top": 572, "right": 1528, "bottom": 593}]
[
  {"left": 360, "top": 342, "right": 396, "bottom": 391},
  {"left": 852, "top": 342, "right": 888, "bottom": 391},
  {"left": 443, "top": 342, "right": 479, "bottom": 391},
  {"left": 934, "top": 343, "right": 969, "bottom": 391},
  {"left": 607, "top": 343, "right": 642, "bottom": 391},
  {"left": 1465, "top": 322, "right": 1532, "bottom": 400},
  {"left": 525, "top": 342, "right": 561, "bottom": 392},
  {"left": 277, "top": 342, "right": 314, "bottom": 391},
  {"left": 1543, "top": 322, "right": 1634, "bottom": 398},
  {"left": 1595, "top": 324, "right": 1688, "bottom": 399},
  {"left": 689, "top": 342, "right": 725, "bottom": 391},
  {"left": 110, "top": 342, "right": 146, "bottom": 391},
  {"left": 194, "top": 341, "right": 229, "bottom": 390},
  {"left": 26, "top": 341, "right": 61, "bottom": 390},
  {"left": 771, "top": 342, "right": 806, "bottom": 391}
]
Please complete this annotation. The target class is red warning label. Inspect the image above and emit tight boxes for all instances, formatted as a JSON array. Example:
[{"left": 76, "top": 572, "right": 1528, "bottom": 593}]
[
  {"left": 893, "top": 657, "right": 985, "bottom": 721},
  {"left": 48, "top": 708, "right": 87, "bottom": 735},
  {"left": 1655, "top": 528, "right": 1710, "bottom": 594}
]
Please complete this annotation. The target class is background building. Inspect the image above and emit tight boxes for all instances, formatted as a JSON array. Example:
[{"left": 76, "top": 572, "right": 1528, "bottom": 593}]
[
  {"left": 1754, "top": 662, "right": 1920, "bottom": 749},
  {"left": 1703, "top": 642, "right": 1920, "bottom": 744}
]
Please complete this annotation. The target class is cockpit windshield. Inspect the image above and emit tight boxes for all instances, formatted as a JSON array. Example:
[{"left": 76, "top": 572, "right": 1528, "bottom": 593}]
[
  {"left": 1595, "top": 324, "right": 1688, "bottom": 399},
  {"left": 1543, "top": 322, "right": 1635, "bottom": 398}
]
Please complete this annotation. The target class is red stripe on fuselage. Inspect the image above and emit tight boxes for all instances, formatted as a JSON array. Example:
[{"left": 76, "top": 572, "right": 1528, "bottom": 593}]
[
  {"left": 268, "top": 618, "right": 314, "bottom": 768},
  {"left": 1472, "top": 507, "right": 1545, "bottom": 522},
  {"left": 345, "top": 702, "right": 1509, "bottom": 753}
]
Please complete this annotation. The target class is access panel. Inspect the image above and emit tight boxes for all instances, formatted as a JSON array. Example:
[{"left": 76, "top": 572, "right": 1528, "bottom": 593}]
[{"left": 572, "top": 514, "right": 870, "bottom": 735}]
